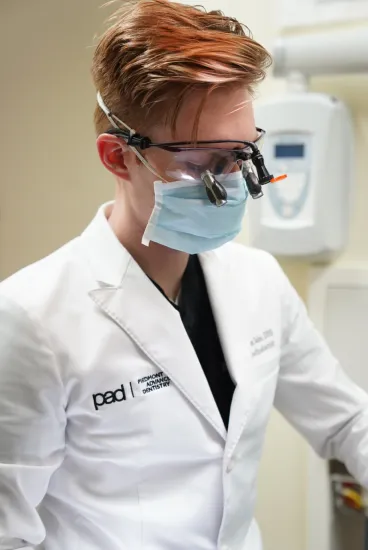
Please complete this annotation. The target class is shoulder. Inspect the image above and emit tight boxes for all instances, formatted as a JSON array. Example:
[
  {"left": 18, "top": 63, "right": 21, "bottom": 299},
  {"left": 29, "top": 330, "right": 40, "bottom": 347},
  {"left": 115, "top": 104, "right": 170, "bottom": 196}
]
[
  {"left": 0, "top": 237, "right": 90, "bottom": 322},
  {"left": 208, "top": 241, "right": 283, "bottom": 280}
]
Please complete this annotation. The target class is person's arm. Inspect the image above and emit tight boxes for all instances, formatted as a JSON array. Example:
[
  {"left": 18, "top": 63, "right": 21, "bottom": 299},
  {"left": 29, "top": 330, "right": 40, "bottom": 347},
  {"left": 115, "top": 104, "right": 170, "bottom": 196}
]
[
  {"left": 0, "top": 295, "right": 66, "bottom": 550},
  {"left": 272, "top": 258, "right": 368, "bottom": 487}
]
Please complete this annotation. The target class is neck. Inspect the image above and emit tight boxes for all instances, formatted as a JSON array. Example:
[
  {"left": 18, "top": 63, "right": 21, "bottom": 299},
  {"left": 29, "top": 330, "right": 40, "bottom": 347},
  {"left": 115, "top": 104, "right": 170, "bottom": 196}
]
[{"left": 108, "top": 201, "right": 189, "bottom": 302}]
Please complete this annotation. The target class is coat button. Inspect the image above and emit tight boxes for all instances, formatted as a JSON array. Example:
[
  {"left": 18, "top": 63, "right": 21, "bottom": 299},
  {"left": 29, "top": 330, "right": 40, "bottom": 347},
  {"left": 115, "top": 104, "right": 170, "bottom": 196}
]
[{"left": 226, "top": 459, "right": 234, "bottom": 473}]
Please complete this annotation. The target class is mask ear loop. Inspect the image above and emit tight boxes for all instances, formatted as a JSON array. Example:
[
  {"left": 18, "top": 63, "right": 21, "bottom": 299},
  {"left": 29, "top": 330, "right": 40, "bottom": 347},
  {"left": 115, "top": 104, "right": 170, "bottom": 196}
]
[{"left": 97, "top": 92, "right": 168, "bottom": 183}]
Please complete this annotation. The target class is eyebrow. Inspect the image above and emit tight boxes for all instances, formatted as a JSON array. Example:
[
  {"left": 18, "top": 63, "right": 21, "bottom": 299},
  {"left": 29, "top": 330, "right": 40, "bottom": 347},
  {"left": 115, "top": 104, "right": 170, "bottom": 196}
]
[{"left": 226, "top": 141, "right": 255, "bottom": 150}]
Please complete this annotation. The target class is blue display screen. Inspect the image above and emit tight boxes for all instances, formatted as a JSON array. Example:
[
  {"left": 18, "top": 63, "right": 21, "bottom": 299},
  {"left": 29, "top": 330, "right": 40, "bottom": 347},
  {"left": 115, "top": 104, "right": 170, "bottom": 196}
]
[{"left": 275, "top": 144, "right": 305, "bottom": 158}]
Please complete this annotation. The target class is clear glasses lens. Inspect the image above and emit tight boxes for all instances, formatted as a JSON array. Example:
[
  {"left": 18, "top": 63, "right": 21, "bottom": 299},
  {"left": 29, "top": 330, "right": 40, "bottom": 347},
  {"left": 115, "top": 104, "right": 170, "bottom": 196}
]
[{"left": 164, "top": 148, "right": 250, "bottom": 181}]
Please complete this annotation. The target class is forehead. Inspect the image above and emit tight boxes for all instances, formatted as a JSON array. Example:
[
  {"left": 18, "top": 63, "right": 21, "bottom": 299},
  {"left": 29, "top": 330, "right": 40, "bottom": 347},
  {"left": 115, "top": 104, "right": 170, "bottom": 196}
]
[{"left": 152, "top": 85, "right": 256, "bottom": 143}]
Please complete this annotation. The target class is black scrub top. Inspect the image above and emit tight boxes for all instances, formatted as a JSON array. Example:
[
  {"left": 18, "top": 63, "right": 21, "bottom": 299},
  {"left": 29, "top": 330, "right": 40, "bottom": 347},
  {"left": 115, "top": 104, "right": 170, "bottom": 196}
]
[{"left": 150, "top": 255, "right": 235, "bottom": 429}]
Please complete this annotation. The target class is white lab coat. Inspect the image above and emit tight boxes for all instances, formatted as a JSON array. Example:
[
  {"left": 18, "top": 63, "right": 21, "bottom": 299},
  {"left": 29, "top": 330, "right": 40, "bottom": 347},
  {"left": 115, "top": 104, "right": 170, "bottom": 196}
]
[{"left": 1, "top": 203, "right": 368, "bottom": 550}]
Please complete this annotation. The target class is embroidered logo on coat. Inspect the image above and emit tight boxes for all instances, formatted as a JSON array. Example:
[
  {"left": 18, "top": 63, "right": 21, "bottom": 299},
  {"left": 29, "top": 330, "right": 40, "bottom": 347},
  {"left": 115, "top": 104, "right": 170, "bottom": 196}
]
[
  {"left": 137, "top": 372, "right": 171, "bottom": 394},
  {"left": 92, "top": 371, "right": 171, "bottom": 410},
  {"left": 250, "top": 328, "right": 275, "bottom": 358}
]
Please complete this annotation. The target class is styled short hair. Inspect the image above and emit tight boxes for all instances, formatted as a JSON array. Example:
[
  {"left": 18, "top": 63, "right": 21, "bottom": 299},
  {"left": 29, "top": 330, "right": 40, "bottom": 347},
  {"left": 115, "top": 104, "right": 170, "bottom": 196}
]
[{"left": 92, "top": 0, "right": 272, "bottom": 139}]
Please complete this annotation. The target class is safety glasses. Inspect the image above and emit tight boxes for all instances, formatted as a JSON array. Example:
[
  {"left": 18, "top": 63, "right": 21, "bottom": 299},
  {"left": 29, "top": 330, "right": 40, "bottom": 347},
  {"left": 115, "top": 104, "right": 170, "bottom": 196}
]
[
  {"left": 106, "top": 129, "right": 266, "bottom": 183},
  {"left": 96, "top": 92, "right": 287, "bottom": 205}
]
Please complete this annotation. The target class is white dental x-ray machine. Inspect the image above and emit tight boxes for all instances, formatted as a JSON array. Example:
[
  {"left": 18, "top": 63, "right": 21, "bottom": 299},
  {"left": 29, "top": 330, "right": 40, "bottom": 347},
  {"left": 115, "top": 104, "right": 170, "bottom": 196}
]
[{"left": 248, "top": 27, "right": 368, "bottom": 262}]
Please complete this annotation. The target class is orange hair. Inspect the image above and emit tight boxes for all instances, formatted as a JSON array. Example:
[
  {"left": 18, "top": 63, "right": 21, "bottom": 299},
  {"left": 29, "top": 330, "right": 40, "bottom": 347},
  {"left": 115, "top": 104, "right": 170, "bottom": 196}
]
[{"left": 92, "top": 0, "right": 272, "bottom": 139}]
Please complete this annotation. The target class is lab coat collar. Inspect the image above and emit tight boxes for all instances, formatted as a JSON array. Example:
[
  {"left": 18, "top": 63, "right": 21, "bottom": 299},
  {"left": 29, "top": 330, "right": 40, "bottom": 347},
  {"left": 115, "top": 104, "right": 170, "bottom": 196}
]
[
  {"left": 199, "top": 250, "right": 257, "bottom": 448},
  {"left": 79, "top": 204, "right": 227, "bottom": 440},
  {"left": 79, "top": 204, "right": 259, "bottom": 443},
  {"left": 79, "top": 202, "right": 132, "bottom": 288}
]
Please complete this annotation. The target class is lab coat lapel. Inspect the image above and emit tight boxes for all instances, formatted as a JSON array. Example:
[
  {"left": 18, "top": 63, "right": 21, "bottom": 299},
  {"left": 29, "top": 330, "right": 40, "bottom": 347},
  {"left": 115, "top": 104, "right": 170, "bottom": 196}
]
[
  {"left": 199, "top": 250, "right": 260, "bottom": 446},
  {"left": 90, "top": 257, "right": 227, "bottom": 441}
]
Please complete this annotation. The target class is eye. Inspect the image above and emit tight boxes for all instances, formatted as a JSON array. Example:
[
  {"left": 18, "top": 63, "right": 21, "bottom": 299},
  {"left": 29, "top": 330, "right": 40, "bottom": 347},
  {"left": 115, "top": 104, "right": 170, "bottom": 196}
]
[
  {"left": 212, "top": 157, "right": 229, "bottom": 174},
  {"left": 210, "top": 153, "right": 238, "bottom": 176}
]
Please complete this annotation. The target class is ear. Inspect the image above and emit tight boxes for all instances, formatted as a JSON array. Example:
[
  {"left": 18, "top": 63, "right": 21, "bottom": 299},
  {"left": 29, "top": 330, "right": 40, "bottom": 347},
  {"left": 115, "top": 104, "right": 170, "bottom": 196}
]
[{"left": 96, "top": 134, "right": 131, "bottom": 179}]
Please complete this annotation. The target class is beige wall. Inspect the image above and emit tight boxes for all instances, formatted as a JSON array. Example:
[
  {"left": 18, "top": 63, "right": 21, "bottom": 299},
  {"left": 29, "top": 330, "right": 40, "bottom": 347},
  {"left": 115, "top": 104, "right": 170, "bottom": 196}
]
[
  {"left": 1, "top": 2, "right": 368, "bottom": 550},
  {"left": 0, "top": 0, "right": 114, "bottom": 279}
]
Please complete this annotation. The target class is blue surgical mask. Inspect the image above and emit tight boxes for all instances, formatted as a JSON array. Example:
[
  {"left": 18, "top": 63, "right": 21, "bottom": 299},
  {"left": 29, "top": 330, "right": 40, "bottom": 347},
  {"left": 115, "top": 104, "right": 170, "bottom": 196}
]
[{"left": 142, "top": 170, "right": 248, "bottom": 254}]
